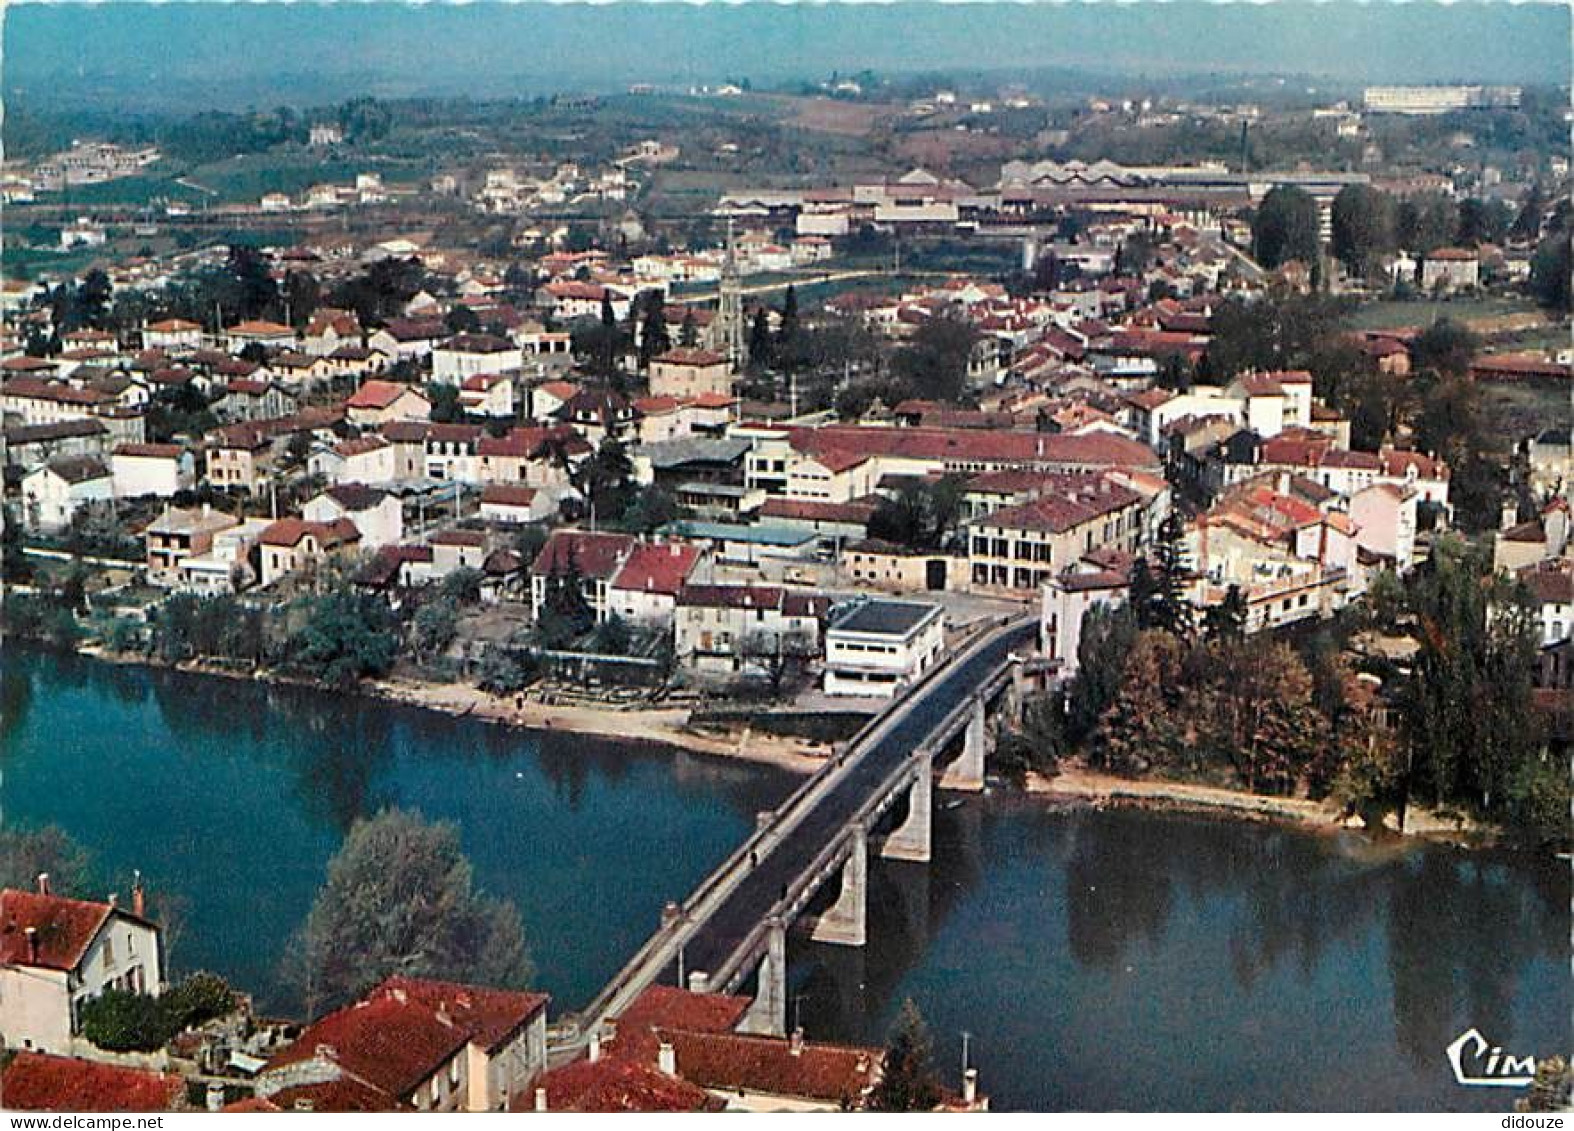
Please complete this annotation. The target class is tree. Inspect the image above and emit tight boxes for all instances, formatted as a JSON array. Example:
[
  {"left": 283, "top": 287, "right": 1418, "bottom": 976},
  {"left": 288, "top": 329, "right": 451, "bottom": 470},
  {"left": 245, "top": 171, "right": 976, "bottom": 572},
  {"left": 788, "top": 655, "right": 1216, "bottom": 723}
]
[
  {"left": 748, "top": 306, "right": 774, "bottom": 370},
  {"left": 993, "top": 693, "right": 1066, "bottom": 785},
  {"left": 283, "top": 270, "right": 321, "bottom": 329},
  {"left": 1192, "top": 639, "right": 1330, "bottom": 795},
  {"left": 1530, "top": 231, "right": 1571, "bottom": 312},
  {"left": 286, "top": 588, "right": 400, "bottom": 687},
  {"left": 1251, "top": 185, "right": 1320, "bottom": 270},
  {"left": 79, "top": 989, "right": 169, "bottom": 1052},
  {"left": 776, "top": 285, "right": 800, "bottom": 358},
  {"left": 288, "top": 807, "right": 533, "bottom": 1017},
  {"left": 1203, "top": 584, "right": 1248, "bottom": 642},
  {"left": 891, "top": 315, "right": 978, "bottom": 403},
  {"left": 678, "top": 309, "right": 699, "bottom": 347},
  {"left": 597, "top": 292, "right": 618, "bottom": 377},
  {"left": 1147, "top": 512, "right": 1194, "bottom": 639},
  {"left": 1408, "top": 318, "right": 1478, "bottom": 379},
  {"left": 445, "top": 304, "right": 481, "bottom": 335},
  {"left": 1395, "top": 194, "right": 1458, "bottom": 256},
  {"left": 0, "top": 824, "right": 92, "bottom": 894},
  {"left": 1064, "top": 604, "right": 1139, "bottom": 746},
  {"left": 1399, "top": 537, "right": 1547, "bottom": 829},
  {"left": 1517, "top": 1056, "right": 1573, "bottom": 1113},
  {"left": 1510, "top": 182, "right": 1546, "bottom": 242},
  {"left": 1330, "top": 184, "right": 1396, "bottom": 279},
  {"left": 411, "top": 595, "right": 460, "bottom": 665},
  {"left": 1092, "top": 630, "right": 1188, "bottom": 775},
  {"left": 866, "top": 476, "right": 963, "bottom": 551},
  {"left": 575, "top": 438, "right": 635, "bottom": 523},
  {"left": 637, "top": 291, "right": 670, "bottom": 369},
  {"left": 1454, "top": 198, "right": 1512, "bottom": 248},
  {"left": 867, "top": 1000, "right": 944, "bottom": 1112}
]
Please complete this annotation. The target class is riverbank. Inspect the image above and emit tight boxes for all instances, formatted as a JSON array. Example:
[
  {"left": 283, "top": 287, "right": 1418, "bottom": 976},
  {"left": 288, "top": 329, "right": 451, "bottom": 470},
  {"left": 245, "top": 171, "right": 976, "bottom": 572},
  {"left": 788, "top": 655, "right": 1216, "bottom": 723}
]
[
  {"left": 369, "top": 675, "right": 827, "bottom": 772},
  {"left": 65, "top": 642, "right": 828, "bottom": 772},
  {"left": 57, "top": 643, "right": 1501, "bottom": 845},
  {"left": 1027, "top": 764, "right": 1489, "bottom": 846}
]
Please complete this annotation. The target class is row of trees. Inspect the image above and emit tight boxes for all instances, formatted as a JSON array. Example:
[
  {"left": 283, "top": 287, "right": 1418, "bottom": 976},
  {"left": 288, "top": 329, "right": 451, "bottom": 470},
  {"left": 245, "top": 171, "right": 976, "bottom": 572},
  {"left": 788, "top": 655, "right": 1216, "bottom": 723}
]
[
  {"left": 1253, "top": 181, "right": 1543, "bottom": 281},
  {"left": 1000, "top": 532, "right": 1565, "bottom": 844}
]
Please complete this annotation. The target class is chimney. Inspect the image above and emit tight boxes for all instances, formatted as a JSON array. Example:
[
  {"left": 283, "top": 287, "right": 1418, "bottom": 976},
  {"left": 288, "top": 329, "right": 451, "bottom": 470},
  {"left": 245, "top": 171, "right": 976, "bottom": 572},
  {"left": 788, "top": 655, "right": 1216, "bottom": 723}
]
[
  {"left": 1501, "top": 499, "right": 1518, "bottom": 531},
  {"left": 963, "top": 1067, "right": 979, "bottom": 1106},
  {"left": 588, "top": 1029, "right": 602, "bottom": 1064},
  {"left": 35, "top": 873, "right": 49, "bottom": 896},
  {"left": 107, "top": 893, "right": 118, "bottom": 909},
  {"left": 533, "top": 1087, "right": 548, "bottom": 1113},
  {"left": 205, "top": 1082, "right": 226, "bottom": 1113},
  {"left": 789, "top": 1027, "right": 804, "bottom": 1057},
  {"left": 25, "top": 926, "right": 39, "bottom": 963},
  {"left": 202, "top": 502, "right": 212, "bottom": 518},
  {"left": 132, "top": 871, "right": 146, "bottom": 919},
  {"left": 657, "top": 1041, "right": 677, "bottom": 1077}
]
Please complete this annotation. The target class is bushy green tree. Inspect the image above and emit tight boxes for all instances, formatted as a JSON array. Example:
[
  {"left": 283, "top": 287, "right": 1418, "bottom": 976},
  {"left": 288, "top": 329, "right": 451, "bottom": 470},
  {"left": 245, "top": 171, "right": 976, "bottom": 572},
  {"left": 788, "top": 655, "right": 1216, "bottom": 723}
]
[
  {"left": 1251, "top": 185, "right": 1320, "bottom": 269},
  {"left": 1331, "top": 184, "right": 1396, "bottom": 279},
  {"left": 287, "top": 588, "right": 399, "bottom": 687},
  {"left": 287, "top": 807, "right": 533, "bottom": 1017}
]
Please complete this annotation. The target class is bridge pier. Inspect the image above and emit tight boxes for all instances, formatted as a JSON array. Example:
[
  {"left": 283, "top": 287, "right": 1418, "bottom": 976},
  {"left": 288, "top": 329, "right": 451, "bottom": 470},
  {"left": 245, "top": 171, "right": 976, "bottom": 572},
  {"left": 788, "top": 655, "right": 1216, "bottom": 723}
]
[
  {"left": 880, "top": 761, "right": 933, "bottom": 863},
  {"left": 940, "top": 696, "right": 988, "bottom": 791},
  {"left": 809, "top": 827, "right": 868, "bottom": 947},
  {"left": 738, "top": 917, "right": 788, "bottom": 1036}
]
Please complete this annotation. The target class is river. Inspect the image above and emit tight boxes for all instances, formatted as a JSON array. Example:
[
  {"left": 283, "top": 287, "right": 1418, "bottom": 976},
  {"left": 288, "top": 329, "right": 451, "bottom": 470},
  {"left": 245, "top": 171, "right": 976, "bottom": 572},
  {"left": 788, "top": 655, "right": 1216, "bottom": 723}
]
[{"left": 2, "top": 647, "right": 1567, "bottom": 1111}]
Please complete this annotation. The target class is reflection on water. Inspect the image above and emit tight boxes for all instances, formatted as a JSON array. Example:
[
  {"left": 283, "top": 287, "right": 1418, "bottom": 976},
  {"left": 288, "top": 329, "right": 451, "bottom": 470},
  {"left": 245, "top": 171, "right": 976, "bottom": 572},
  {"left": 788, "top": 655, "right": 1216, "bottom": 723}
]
[
  {"left": 4, "top": 646, "right": 1565, "bottom": 1111},
  {"left": 795, "top": 800, "right": 1569, "bottom": 1112},
  {"left": 0, "top": 647, "right": 796, "bottom": 1013}
]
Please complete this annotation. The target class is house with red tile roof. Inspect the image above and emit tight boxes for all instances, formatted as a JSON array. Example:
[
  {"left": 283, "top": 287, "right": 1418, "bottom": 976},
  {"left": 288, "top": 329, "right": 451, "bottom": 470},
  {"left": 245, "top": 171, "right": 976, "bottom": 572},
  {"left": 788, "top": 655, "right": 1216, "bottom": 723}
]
[
  {"left": 257, "top": 517, "right": 362, "bottom": 586},
  {"left": 256, "top": 976, "right": 549, "bottom": 1113},
  {"left": 673, "top": 584, "right": 828, "bottom": 677},
  {"left": 529, "top": 529, "right": 639, "bottom": 623},
  {"left": 608, "top": 540, "right": 709, "bottom": 625},
  {"left": 344, "top": 380, "right": 431, "bottom": 427},
  {"left": 648, "top": 348, "right": 733, "bottom": 400},
  {"left": 524, "top": 986, "right": 886, "bottom": 1112},
  {"left": 0, "top": 1052, "right": 182, "bottom": 1112},
  {"left": 0, "top": 879, "right": 163, "bottom": 1055},
  {"left": 965, "top": 476, "right": 1146, "bottom": 595}
]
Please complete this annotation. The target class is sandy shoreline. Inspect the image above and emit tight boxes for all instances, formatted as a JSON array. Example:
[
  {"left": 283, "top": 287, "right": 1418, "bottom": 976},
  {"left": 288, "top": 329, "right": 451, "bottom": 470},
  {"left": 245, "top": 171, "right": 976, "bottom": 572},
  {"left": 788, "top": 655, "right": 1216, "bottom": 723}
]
[
  {"left": 368, "top": 676, "right": 828, "bottom": 772},
  {"left": 1028, "top": 764, "right": 1487, "bottom": 845}
]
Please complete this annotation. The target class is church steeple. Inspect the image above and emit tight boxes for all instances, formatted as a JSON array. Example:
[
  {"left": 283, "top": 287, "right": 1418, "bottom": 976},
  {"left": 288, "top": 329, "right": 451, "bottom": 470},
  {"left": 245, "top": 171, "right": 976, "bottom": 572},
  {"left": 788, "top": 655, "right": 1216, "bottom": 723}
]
[{"left": 717, "top": 218, "right": 746, "bottom": 371}]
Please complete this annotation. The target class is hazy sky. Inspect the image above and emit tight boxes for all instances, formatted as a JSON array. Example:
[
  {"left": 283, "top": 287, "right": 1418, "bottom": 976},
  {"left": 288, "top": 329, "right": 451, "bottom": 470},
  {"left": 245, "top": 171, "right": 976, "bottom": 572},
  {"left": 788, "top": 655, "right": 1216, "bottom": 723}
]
[{"left": 4, "top": 1, "right": 1569, "bottom": 111}]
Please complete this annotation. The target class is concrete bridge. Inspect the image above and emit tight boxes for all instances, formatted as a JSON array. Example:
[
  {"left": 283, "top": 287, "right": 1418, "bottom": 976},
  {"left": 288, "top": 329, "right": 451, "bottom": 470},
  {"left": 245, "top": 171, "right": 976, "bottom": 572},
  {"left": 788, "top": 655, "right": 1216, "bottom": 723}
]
[{"left": 557, "top": 614, "right": 1038, "bottom": 1051}]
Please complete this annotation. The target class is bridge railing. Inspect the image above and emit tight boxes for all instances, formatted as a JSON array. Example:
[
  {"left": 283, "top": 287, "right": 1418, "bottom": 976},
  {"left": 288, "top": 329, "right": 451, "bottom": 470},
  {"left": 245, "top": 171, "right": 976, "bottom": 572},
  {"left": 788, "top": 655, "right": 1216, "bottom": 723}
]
[
  {"left": 706, "top": 615, "right": 1038, "bottom": 989},
  {"left": 563, "top": 613, "right": 1037, "bottom": 1039}
]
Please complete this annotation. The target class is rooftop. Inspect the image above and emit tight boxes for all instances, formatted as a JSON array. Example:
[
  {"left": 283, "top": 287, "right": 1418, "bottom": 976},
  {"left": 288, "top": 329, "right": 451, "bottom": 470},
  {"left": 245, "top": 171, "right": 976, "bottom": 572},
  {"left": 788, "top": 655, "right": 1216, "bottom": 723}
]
[{"left": 830, "top": 598, "right": 943, "bottom": 638}]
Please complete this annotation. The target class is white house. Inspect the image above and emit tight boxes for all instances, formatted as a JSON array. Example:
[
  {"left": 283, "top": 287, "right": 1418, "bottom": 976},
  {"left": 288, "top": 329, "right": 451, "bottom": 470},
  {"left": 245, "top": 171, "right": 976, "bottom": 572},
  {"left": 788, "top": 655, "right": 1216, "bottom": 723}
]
[
  {"left": 0, "top": 880, "right": 164, "bottom": 1056},
  {"left": 431, "top": 334, "right": 518, "bottom": 385},
  {"left": 20, "top": 457, "right": 113, "bottom": 531},
  {"left": 823, "top": 599, "right": 945, "bottom": 698},
  {"left": 111, "top": 443, "right": 194, "bottom": 499},
  {"left": 302, "top": 484, "right": 404, "bottom": 549},
  {"left": 141, "top": 319, "right": 204, "bottom": 353}
]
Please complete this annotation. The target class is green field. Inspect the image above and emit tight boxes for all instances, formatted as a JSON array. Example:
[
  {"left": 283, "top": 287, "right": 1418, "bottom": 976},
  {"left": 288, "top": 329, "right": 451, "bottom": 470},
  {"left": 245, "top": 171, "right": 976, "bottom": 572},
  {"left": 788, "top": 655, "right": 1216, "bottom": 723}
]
[{"left": 1347, "top": 295, "right": 1542, "bottom": 331}]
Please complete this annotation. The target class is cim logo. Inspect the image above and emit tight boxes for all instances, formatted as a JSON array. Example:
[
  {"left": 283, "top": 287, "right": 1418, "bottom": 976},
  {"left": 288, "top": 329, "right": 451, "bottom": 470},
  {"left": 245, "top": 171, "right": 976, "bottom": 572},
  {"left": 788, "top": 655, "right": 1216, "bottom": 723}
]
[{"left": 1448, "top": 1028, "right": 1538, "bottom": 1088}]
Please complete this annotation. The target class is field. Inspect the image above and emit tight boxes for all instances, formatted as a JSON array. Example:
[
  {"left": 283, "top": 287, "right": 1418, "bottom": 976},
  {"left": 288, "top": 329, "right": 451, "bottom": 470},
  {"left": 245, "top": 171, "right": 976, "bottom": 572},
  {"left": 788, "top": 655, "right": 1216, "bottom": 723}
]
[{"left": 1347, "top": 295, "right": 1545, "bottom": 332}]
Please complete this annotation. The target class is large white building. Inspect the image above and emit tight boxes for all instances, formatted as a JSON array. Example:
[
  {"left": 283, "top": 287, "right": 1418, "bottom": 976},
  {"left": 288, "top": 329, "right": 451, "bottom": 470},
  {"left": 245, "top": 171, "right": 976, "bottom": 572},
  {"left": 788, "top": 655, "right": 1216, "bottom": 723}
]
[
  {"left": 823, "top": 599, "right": 945, "bottom": 698},
  {"left": 1362, "top": 85, "right": 1521, "bottom": 115}
]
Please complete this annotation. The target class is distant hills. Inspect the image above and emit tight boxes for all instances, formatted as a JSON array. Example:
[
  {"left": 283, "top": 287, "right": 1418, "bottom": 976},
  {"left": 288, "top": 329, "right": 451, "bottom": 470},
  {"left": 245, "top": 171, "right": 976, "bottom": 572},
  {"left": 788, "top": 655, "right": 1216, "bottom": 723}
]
[{"left": 4, "top": 1, "right": 1568, "bottom": 114}]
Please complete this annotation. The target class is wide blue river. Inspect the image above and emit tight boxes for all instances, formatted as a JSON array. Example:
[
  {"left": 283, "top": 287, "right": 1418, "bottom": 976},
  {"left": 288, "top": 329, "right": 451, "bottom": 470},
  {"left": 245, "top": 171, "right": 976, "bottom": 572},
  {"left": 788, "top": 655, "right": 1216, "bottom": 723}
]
[{"left": 2, "top": 647, "right": 1566, "bottom": 1110}]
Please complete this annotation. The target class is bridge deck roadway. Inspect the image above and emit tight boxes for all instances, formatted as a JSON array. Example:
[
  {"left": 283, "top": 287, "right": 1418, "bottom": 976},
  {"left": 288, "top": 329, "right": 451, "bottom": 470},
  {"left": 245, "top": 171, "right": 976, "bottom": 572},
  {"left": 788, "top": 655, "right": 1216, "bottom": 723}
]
[
  {"left": 564, "top": 615, "right": 1038, "bottom": 1045},
  {"left": 682, "top": 617, "right": 1039, "bottom": 984}
]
